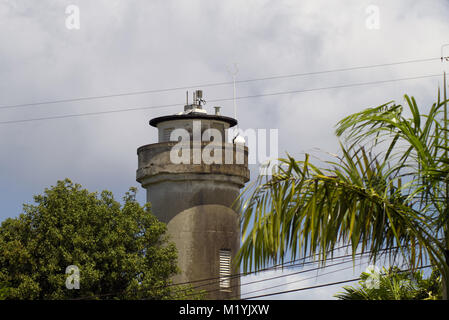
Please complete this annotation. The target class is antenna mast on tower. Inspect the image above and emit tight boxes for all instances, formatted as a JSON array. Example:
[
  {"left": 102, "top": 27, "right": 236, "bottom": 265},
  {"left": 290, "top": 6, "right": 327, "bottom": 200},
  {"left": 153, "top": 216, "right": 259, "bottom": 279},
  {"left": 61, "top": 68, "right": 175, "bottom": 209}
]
[
  {"left": 227, "top": 63, "right": 239, "bottom": 122},
  {"left": 227, "top": 63, "right": 245, "bottom": 144},
  {"left": 441, "top": 44, "right": 449, "bottom": 296}
]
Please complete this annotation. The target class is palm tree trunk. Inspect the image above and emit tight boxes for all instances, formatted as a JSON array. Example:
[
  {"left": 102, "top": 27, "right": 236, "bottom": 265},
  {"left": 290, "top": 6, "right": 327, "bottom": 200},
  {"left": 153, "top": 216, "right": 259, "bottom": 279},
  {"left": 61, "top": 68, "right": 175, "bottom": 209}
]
[
  {"left": 441, "top": 223, "right": 448, "bottom": 299},
  {"left": 444, "top": 246, "right": 449, "bottom": 299},
  {"left": 443, "top": 72, "right": 449, "bottom": 300}
]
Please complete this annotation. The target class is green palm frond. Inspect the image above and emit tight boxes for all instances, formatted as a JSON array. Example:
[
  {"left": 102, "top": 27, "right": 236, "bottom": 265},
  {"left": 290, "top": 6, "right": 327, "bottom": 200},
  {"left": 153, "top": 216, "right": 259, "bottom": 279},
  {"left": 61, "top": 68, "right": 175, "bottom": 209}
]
[
  {"left": 236, "top": 93, "right": 449, "bottom": 294},
  {"left": 237, "top": 144, "right": 442, "bottom": 273},
  {"left": 335, "top": 267, "right": 442, "bottom": 300}
]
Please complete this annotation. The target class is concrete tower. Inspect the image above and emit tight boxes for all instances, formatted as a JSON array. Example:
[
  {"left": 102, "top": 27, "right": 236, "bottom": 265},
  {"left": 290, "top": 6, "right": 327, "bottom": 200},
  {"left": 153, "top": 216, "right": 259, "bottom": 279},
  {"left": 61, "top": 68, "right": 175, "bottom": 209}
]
[{"left": 136, "top": 90, "right": 250, "bottom": 299}]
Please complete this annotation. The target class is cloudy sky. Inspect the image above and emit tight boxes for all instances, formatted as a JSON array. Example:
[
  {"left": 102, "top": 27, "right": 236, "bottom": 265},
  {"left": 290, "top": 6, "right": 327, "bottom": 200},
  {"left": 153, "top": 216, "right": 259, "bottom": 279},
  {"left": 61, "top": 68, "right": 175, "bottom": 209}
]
[{"left": 1, "top": 0, "right": 448, "bottom": 299}]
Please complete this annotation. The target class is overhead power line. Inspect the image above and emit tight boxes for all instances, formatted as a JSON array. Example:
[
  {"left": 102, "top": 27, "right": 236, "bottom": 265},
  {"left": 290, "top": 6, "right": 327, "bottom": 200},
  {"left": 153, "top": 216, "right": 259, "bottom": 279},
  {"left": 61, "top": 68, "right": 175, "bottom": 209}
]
[
  {"left": 169, "top": 243, "right": 354, "bottom": 288},
  {"left": 244, "top": 277, "right": 362, "bottom": 300},
  {"left": 179, "top": 243, "right": 413, "bottom": 298},
  {"left": 236, "top": 259, "right": 369, "bottom": 299},
  {"left": 71, "top": 244, "right": 359, "bottom": 300},
  {"left": 182, "top": 254, "right": 363, "bottom": 299},
  {"left": 74, "top": 242, "right": 411, "bottom": 300},
  {"left": 180, "top": 240, "right": 435, "bottom": 298},
  {"left": 243, "top": 264, "right": 434, "bottom": 299},
  {"left": 161, "top": 239, "right": 386, "bottom": 290},
  {"left": 0, "top": 73, "right": 441, "bottom": 126},
  {"left": 0, "top": 56, "right": 442, "bottom": 111}
]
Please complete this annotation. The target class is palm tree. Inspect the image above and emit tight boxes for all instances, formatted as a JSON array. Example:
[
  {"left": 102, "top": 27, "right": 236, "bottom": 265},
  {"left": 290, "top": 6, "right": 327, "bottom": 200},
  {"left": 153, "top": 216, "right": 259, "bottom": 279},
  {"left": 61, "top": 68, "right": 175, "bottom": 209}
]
[
  {"left": 236, "top": 92, "right": 449, "bottom": 299},
  {"left": 335, "top": 267, "right": 441, "bottom": 300}
]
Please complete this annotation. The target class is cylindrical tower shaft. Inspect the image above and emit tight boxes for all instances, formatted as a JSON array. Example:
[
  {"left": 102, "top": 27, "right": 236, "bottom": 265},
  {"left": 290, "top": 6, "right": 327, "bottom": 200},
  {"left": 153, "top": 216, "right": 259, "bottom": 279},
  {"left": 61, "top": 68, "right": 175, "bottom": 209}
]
[{"left": 136, "top": 101, "right": 249, "bottom": 299}]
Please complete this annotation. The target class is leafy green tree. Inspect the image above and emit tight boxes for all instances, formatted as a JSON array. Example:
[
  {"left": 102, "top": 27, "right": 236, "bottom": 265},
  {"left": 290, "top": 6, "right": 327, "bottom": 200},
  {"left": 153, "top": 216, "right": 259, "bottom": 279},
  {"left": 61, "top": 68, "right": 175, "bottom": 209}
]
[
  {"left": 335, "top": 267, "right": 442, "bottom": 300},
  {"left": 236, "top": 92, "right": 449, "bottom": 299},
  {"left": 0, "top": 179, "right": 204, "bottom": 300},
  {"left": 0, "top": 282, "right": 10, "bottom": 300}
]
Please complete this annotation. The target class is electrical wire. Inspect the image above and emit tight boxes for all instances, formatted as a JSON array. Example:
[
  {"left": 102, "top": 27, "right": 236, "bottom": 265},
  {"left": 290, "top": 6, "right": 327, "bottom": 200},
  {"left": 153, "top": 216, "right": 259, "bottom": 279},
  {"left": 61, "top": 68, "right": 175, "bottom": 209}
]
[
  {"left": 242, "top": 264, "right": 434, "bottom": 300},
  {"left": 177, "top": 243, "right": 409, "bottom": 298},
  {"left": 68, "top": 244, "right": 354, "bottom": 300},
  {"left": 236, "top": 259, "right": 369, "bottom": 299},
  {"left": 0, "top": 56, "right": 442, "bottom": 111},
  {"left": 0, "top": 73, "right": 441, "bottom": 126},
  {"left": 244, "top": 278, "right": 362, "bottom": 299},
  {"left": 166, "top": 242, "right": 354, "bottom": 289},
  {"left": 181, "top": 256, "right": 361, "bottom": 299},
  {"left": 69, "top": 244, "right": 362, "bottom": 300},
  {"left": 72, "top": 243, "right": 413, "bottom": 300}
]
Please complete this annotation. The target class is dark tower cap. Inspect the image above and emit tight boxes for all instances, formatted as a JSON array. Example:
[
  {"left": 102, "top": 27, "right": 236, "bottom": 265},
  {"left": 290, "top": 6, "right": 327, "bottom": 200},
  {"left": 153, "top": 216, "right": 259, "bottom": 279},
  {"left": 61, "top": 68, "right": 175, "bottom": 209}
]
[{"left": 149, "top": 113, "right": 238, "bottom": 127}]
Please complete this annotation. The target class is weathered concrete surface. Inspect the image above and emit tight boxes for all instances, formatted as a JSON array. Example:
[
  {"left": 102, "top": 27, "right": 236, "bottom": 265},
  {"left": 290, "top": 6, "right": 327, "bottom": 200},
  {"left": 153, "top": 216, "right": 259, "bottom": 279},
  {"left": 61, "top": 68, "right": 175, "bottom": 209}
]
[
  {"left": 168, "top": 204, "right": 241, "bottom": 300},
  {"left": 137, "top": 141, "right": 249, "bottom": 183},
  {"left": 137, "top": 140, "right": 249, "bottom": 299}
]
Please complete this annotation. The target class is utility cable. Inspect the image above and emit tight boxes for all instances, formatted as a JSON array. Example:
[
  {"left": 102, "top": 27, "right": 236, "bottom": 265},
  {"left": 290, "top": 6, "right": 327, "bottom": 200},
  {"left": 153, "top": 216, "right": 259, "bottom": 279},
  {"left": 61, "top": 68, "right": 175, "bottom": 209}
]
[
  {"left": 73, "top": 243, "right": 406, "bottom": 300},
  {"left": 236, "top": 259, "right": 369, "bottom": 299},
  {"left": 0, "top": 73, "right": 441, "bottom": 125},
  {"left": 181, "top": 255, "right": 361, "bottom": 299},
  {"left": 69, "top": 244, "right": 358, "bottom": 300},
  {"left": 0, "top": 57, "right": 441, "bottom": 111},
  {"left": 242, "top": 264, "right": 434, "bottom": 299},
  {"left": 179, "top": 244, "right": 406, "bottom": 298}
]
